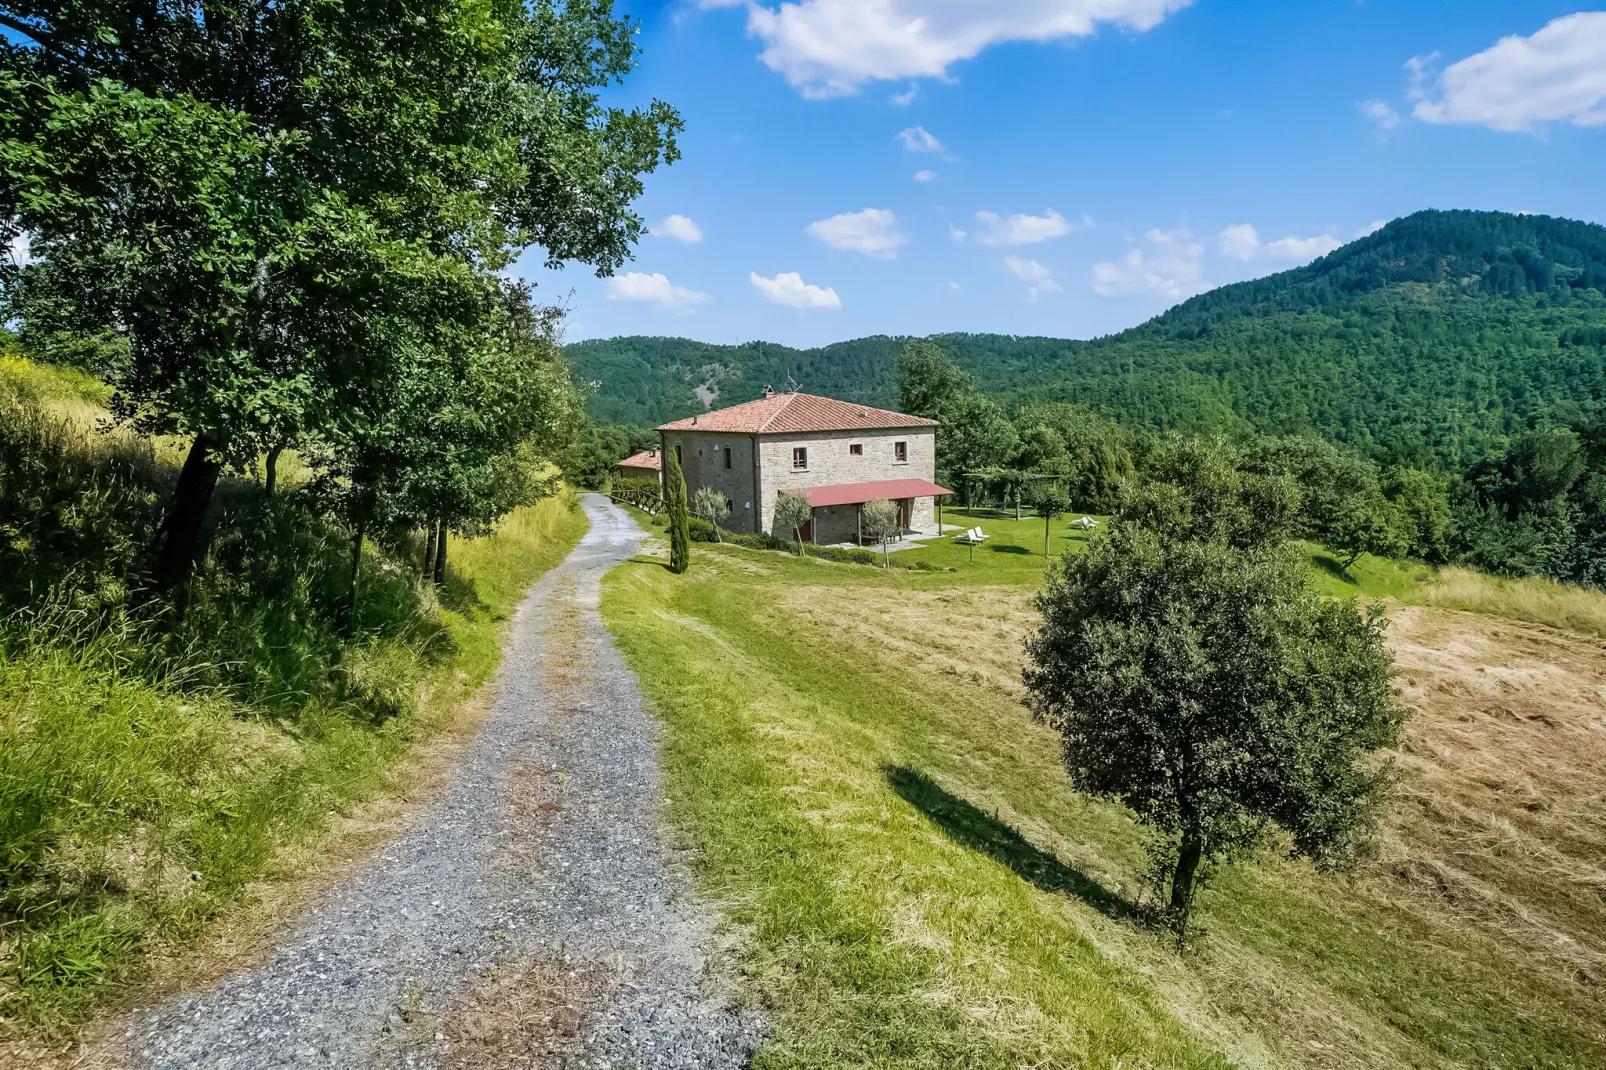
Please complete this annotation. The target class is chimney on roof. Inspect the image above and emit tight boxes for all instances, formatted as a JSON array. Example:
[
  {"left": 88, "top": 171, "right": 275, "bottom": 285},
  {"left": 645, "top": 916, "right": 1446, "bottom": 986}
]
[
  {"left": 692, "top": 414, "right": 699, "bottom": 425},
  {"left": 762, "top": 385, "right": 775, "bottom": 399}
]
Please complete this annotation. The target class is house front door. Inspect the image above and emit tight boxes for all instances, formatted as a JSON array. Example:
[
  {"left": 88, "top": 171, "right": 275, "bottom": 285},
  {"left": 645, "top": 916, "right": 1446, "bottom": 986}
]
[
  {"left": 799, "top": 517, "right": 813, "bottom": 542},
  {"left": 897, "top": 498, "right": 911, "bottom": 531}
]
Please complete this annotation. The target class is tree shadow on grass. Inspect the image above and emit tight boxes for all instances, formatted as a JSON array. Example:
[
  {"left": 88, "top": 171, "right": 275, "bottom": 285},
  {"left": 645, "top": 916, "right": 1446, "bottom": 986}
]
[
  {"left": 989, "top": 545, "right": 1032, "bottom": 555},
  {"left": 885, "top": 765, "right": 1138, "bottom": 922},
  {"left": 1311, "top": 553, "right": 1359, "bottom": 587},
  {"left": 625, "top": 555, "right": 679, "bottom": 573}
]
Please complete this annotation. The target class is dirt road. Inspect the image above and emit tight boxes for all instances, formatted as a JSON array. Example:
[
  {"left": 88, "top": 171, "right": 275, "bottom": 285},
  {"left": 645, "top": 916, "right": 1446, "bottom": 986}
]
[{"left": 120, "top": 494, "right": 758, "bottom": 1068}]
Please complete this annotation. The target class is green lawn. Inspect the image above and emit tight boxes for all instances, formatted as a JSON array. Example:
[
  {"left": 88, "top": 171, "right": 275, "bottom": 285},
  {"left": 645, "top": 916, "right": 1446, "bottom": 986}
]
[
  {"left": 601, "top": 537, "right": 1606, "bottom": 1070},
  {"left": 898, "top": 505, "right": 1103, "bottom": 576}
]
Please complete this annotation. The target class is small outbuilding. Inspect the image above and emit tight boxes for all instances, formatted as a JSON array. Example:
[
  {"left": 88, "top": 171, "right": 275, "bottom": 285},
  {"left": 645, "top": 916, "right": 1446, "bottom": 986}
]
[{"left": 614, "top": 448, "right": 663, "bottom": 483}]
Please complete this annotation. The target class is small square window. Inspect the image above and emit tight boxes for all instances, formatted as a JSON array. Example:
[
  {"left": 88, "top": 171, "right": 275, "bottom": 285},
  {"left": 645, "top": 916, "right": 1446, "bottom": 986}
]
[
  {"left": 849, "top": 443, "right": 863, "bottom": 456},
  {"left": 792, "top": 446, "right": 808, "bottom": 470},
  {"left": 894, "top": 441, "right": 908, "bottom": 463}
]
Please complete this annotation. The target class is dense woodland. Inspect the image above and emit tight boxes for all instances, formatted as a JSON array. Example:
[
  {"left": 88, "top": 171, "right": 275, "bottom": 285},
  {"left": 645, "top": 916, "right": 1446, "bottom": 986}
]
[{"left": 573, "top": 210, "right": 1606, "bottom": 470}]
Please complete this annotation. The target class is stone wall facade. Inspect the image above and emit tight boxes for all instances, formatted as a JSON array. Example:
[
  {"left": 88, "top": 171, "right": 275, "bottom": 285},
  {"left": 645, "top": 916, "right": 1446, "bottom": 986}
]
[
  {"left": 657, "top": 429, "right": 763, "bottom": 533},
  {"left": 660, "top": 425, "right": 939, "bottom": 541}
]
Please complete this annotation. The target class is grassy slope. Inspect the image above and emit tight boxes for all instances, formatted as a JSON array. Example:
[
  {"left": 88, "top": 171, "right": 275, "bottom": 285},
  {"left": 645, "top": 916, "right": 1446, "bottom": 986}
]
[
  {"left": 0, "top": 358, "right": 590, "bottom": 1030},
  {"left": 602, "top": 516, "right": 1605, "bottom": 1069}
]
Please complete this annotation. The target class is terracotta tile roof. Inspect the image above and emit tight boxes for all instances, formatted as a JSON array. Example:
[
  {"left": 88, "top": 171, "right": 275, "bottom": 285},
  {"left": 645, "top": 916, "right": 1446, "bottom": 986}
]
[
  {"left": 656, "top": 392, "right": 936, "bottom": 435},
  {"left": 615, "top": 449, "right": 662, "bottom": 471}
]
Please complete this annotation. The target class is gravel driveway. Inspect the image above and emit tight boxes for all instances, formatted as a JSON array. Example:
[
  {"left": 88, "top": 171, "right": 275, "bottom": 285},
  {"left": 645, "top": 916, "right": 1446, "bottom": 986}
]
[{"left": 122, "top": 494, "right": 758, "bottom": 1069}]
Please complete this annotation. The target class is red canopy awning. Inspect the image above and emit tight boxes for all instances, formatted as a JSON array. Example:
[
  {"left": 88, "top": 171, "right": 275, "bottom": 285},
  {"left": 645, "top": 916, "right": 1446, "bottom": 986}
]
[{"left": 786, "top": 478, "right": 952, "bottom": 508}]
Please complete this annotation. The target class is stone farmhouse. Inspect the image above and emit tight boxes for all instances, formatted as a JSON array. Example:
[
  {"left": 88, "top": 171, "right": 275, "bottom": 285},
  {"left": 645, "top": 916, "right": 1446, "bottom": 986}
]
[{"left": 657, "top": 388, "right": 951, "bottom": 544}]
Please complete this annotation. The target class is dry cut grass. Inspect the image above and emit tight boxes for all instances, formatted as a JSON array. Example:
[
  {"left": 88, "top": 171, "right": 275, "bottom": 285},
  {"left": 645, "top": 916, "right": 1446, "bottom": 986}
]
[{"left": 775, "top": 580, "right": 1606, "bottom": 1068}]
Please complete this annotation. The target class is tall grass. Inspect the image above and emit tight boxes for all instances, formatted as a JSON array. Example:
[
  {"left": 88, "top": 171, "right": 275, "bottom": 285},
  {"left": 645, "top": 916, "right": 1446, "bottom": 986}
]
[
  {"left": 0, "top": 359, "right": 589, "bottom": 1032},
  {"left": 1416, "top": 565, "right": 1606, "bottom": 637}
]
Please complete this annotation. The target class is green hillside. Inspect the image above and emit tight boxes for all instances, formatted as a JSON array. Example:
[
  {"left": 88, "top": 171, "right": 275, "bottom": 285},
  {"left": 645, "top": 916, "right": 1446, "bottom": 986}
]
[{"left": 571, "top": 210, "right": 1606, "bottom": 467}]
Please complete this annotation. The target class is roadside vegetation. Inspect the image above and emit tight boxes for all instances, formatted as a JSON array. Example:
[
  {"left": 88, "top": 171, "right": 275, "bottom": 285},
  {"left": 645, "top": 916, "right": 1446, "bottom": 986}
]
[
  {"left": 0, "top": 0, "right": 681, "bottom": 1042},
  {"left": 0, "top": 356, "right": 589, "bottom": 1034},
  {"left": 603, "top": 522, "right": 1606, "bottom": 1069}
]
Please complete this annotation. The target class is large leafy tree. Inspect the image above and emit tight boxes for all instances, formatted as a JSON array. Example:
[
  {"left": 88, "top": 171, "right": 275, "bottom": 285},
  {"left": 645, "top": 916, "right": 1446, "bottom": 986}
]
[
  {"left": 0, "top": 0, "right": 680, "bottom": 585},
  {"left": 1025, "top": 437, "right": 1403, "bottom": 938}
]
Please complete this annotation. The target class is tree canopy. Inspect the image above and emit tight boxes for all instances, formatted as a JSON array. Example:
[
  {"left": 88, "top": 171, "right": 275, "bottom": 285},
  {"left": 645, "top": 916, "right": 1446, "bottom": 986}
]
[
  {"left": 1025, "top": 438, "right": 1404, "bottom": 936},
  {"left": 0, "top": 0, "right": 680, "bottom": 583}
]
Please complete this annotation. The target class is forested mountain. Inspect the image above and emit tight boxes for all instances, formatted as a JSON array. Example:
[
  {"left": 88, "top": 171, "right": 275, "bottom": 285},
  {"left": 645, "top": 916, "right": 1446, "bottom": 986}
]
[{"left": 570, "top": 210, "right": 1606, "bottom": 468}]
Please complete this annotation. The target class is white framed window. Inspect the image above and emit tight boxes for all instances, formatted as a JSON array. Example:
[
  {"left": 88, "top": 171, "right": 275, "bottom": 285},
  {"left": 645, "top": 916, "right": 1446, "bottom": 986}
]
[
  {"left": 894, "top": 440, "right": 908, "bottom": 463},
  {"left": 792, "top": 446, "right": 808, "bottom": 470}
]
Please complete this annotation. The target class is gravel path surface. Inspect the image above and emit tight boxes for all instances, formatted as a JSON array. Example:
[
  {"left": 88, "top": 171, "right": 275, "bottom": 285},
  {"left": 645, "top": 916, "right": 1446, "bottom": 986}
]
[{"left": 123, "top": 495, "right": 759, "bottom": 1069}]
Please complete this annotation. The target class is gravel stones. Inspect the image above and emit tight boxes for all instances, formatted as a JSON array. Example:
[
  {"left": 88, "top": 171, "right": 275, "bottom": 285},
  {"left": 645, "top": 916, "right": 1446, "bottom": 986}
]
[{"left": 122, "top": 495, "right": 760, "bottom": 1068}]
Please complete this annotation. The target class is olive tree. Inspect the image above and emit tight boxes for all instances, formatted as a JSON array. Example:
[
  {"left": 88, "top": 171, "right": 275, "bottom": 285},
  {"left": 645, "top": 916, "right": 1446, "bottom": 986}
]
[
  {"left": 774, "top": 492, "right": 813, "bottom": 557},
  {"left": 691, "top": 486, "right": 729, "bottom": 543},
  {"left": 1024, "top": 436, "right": 1404, "bottom": 939},
  {"left": 665, "top": 447, "right": 690, "bottom": 574},
  {"left": 861, "top": 498, "right": 901, "bottom": 567}
]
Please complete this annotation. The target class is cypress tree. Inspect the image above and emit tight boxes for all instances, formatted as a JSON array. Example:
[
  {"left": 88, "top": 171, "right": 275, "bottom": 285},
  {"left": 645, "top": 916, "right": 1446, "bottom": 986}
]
[{"left": 666, "top": 447, "right": 691, "bottom": 574}]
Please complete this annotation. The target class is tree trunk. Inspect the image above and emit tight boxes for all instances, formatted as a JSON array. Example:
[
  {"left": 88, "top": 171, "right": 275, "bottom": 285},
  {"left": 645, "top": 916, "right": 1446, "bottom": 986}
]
[
  {"left": 1169, "top": 829, "right": 1205, "bottom": 935},
  {"left": 347, "top": 518, "right": 366, "bottom": 628},
  {"left": 433, "top": 519, "right": 448, "bottom": 586},
  {"left": 1044, "top": 516, "right": 1050, "bottom": 557},
  {"left": 423, "top": 521, "right": 438, "bottom": 576},
  {"left": 264, "top": 444, "right": 284, "bottom": 497},
  {"left": 152, "top": 433, "right": 224, "bottom": 589}
]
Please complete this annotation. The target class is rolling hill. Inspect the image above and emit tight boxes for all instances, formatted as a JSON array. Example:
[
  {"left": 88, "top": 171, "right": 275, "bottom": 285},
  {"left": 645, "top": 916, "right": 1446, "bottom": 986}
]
[{"left": 569, "top": 210, "right": 1606, "bottom": 468}]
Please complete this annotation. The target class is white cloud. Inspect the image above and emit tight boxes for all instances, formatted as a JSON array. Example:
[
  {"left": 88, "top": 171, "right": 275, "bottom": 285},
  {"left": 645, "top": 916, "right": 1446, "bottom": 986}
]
[
  {"left": 1356, "top": 219, "right": 1388, "bottom": 238},
  {"left": 606, "top": 271, "right": 711, "bottom": 311},
  {"left": 805, "top": 208, "right": 906, "bottom": 258},
  {"left": 1265, "top": 233, "right": 1343, "bottom": 260},
  {"left": 5, "top": 232, "right": 33, "bottom": 267},
  {"left": 1004, "top": 255, "right": 1061, "bottom": 300},
  {"left": 896, "top": 125, "right": 943, "bottom": 153},
  {"left": 1217, "top": 223, "right": 1260, "bottom": 261},
  {"left": 913, "top": 169, "right": 937, "bottom": 182},
  {"left": 1359, "top": 99, "right": 1403, "bottom": 131},
  {"left": 750, "top": 271, "right": 842, "bottom": 309},
  {"left": 651, "top": 214, "right": 703, "bottom": 243},
  {"left": 1092, "top": 229, "right": 1205, "bottom": 299},
  {"left": 974, "top": 208, "right": 1085, "bottom": 246},
  {"left": 1411, "top": 13, "right": 1606, "bottom": 131},
  {"left": 891, "top": 85, "right": 919, "bottom": 106},
  {"left": 1217, "top": 223, "right": 1342, "bottom": 263},
  {"left": 741, "top": 0, "right": 1193, "bottom": 98},
  {"left": 949, "top": 224, "right": 968, "bottom": 243}
]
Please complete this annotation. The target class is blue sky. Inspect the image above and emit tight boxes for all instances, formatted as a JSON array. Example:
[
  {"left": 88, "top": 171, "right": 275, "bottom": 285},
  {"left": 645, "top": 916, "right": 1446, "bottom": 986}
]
[{"left": 518, "top": 2, "right": 1606, "bottom": 348}]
